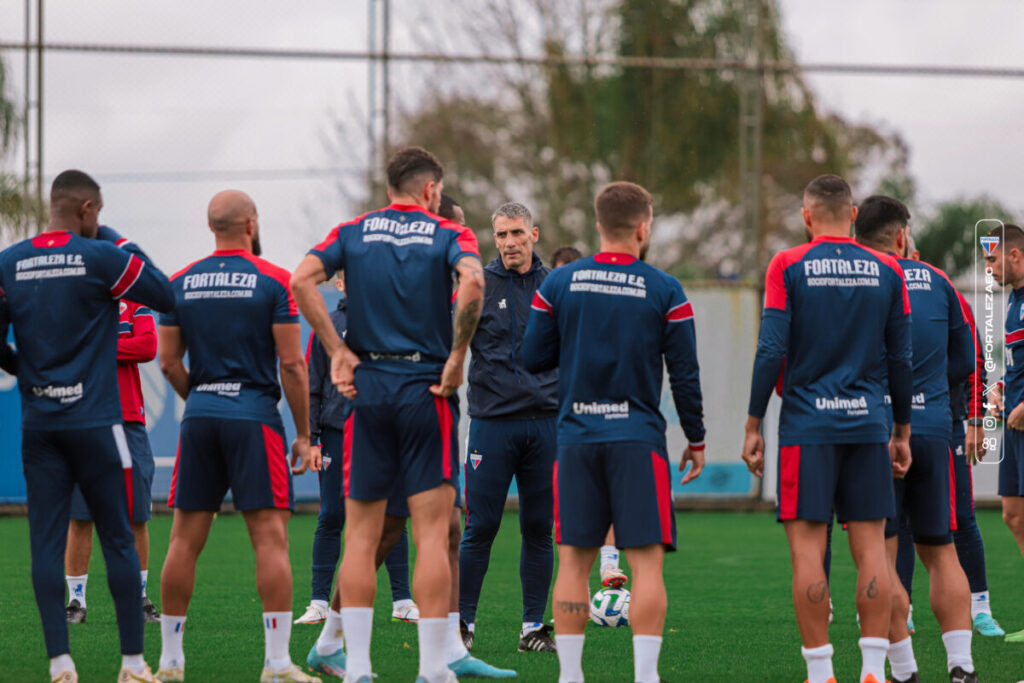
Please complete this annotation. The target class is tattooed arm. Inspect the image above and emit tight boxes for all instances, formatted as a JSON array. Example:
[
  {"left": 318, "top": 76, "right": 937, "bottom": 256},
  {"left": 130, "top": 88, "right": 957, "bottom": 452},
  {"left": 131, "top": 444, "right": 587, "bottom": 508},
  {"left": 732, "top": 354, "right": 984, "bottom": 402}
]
[{"left": 430, "top": 255, "right": 485, "bottom": 397}]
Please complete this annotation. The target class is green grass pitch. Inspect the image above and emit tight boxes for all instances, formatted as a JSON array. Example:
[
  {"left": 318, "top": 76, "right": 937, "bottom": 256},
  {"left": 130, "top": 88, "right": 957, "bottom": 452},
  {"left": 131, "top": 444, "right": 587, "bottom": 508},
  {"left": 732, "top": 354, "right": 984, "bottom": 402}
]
[{"left": 0, "top": 510, "right": 1021, "bottom": 681}]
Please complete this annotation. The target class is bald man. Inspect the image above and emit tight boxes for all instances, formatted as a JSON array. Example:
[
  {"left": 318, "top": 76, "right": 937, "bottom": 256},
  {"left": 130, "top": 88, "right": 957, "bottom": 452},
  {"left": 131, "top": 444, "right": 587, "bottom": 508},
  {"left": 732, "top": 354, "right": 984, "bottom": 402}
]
[{"left": 157, "top": 191, "right": 320, "bottom": 683}]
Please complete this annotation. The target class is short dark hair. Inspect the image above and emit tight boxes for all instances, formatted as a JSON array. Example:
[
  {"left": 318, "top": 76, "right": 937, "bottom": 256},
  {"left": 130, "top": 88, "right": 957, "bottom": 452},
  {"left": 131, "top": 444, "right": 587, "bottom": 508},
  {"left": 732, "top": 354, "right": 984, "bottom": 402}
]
[
  {"left": 804, "top": 174, "right": 852, "bottom": 221},
  {"left": 989, "top": 223, "right": 1024, "bottom": 253},
  {"left": 438, "top": 193, "right": 460, "bottom": 221},
  {"left": 550, "top": 246, "right": 583, "bottom": 268},
  {"left": 51, "top": 169, "right": 100, "bottom": 201},
  {"left": 595, "top": 182, "right": 652, "bottom": 237},
  {"left": 386, "top": 146, "right": 444, "bottom": 196},
  {"left": 854, "top": 195, "right": 910, "bottom": 250}
]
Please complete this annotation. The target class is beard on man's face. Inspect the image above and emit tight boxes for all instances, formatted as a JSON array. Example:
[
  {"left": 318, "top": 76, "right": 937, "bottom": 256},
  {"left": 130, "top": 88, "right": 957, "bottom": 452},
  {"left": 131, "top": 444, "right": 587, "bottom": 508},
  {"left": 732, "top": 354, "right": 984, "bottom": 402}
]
[{"left": 251, "top": 235, "right": 262, "bottom": 257}]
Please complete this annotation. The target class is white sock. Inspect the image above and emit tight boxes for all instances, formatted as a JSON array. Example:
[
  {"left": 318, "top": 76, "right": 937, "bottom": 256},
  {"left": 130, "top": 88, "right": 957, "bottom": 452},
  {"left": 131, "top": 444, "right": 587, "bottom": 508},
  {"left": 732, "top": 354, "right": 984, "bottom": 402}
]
[
  {"left": 447, "top": 612, "right": 469, "bottom": 664},
  {"left": 316, "top": 608, "right": 345, "bottom": 656},
  {"left": 66, "top": 574, "right": 87, "bottom": 607},
  {"left": 522, "top": 621, "right": 543, "bottom": 637},
  {"left": 49, "top": 654, "right": 75, "bottom": 678},
  {"left": 971, "top": 591, "right": 991, "bottom": 618},
  {"left": 140, "top": 570, "right": 148, "bottom": 599},
  {"left": 801, "top": 643, "right": 834, "bottom": 683},
  {"left": 311, "top": 599, "right": 329, "bottom": 612},
  {"left": 941, "top": 629, "right": 974, "bottom": 673},
  {"left": 599, "top": 545, "right": 620, "bottom": 574},
  {"left": 159, "top": 615, "right": 187, "bottom": 670},
  {"left": 887, "top": 637, "right": 917, "bottom": 680},
  {"left": 417, "top": 617, "right": 449, "bottom": 681},
  {"left": 633, "top": 635, "right": 662, "bottom": 683},
  {"left": 121, "top": 654, "right": 146, "bottom": 674},
  {"left": 858, "top": 637, "right": 889, "bottom": 682},
  {"left": 556, "top": 633, "right": 585, "bottom": 683},
  {"left": 341, "top": 607, "right": 374, "bottom": 678},
  {"left": 263, "top": 611, "right": 292, "bottom": 671}
]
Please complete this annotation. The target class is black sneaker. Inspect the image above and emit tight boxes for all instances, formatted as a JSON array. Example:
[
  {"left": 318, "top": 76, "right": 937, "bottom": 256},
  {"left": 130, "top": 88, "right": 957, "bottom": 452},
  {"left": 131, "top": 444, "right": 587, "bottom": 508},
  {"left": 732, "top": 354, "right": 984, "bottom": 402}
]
[
  {"left": 895, "top": 673, "right": 922, "bottom": 683},
  {"left": 518, "top": 623, "right": 556, "bottom": 652},
  {"left": 65, "top": 599, "right": 86, "bottom": 624},
  {"left": 142, "top": 596, "right": 161, "bottom": 623},
  {"left": 949, "top": 666, "right": 979, "bottom": 683},
  {"left": 460, "top": 619, "right": 473, "bottom": 651}
]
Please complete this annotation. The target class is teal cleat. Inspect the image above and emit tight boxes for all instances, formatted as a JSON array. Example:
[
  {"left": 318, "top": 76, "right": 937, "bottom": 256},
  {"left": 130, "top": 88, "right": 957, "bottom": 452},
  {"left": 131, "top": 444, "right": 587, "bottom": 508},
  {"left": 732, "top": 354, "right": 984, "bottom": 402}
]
[
  {"left": 973, "top": 612, "right": 1005, "bottom": 637},
  {"left": 306, "top": 644, "right": 347, "bottom": 678},
  {"left": 449, "top": 654, "right": 517, "bottom": 678},
  {"left": 907, "top": 612, "right": 915, "bottom": 634}
]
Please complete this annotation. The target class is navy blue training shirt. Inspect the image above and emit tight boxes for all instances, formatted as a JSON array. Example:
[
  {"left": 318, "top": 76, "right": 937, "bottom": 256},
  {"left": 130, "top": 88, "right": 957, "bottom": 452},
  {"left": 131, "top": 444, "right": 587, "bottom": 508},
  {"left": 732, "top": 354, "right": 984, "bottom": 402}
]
[
  {"left": 1003, "top": 286, "right": 1024, "bottom": 411},
  {"left": 521, "top": 252, "right": 705, "bottom": 451},
  {"left": 0, "top": 229, "right": 174, "bottom": 430},
  {"left": 748, "top": 235, "right": 913, "bottom": 445},
  {"left": 308, "top": 203, "right": 480, "bottom": 388},
  {"left": 159, "top": 249, "right": 298, "bottom": 424},
  {"left": 896, "top": 258, "right": 975, "bottom": 439}
]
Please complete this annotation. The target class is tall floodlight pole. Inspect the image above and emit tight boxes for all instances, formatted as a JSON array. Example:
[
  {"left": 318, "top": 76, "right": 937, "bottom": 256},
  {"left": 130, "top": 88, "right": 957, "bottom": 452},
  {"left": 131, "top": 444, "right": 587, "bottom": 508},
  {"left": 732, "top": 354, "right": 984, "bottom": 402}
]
[
  {"left": 738, "top": 0, "right": 763, "bottom": 275},
  {"left": 35, "top": 0, "right": 44, "bottom": 230}
]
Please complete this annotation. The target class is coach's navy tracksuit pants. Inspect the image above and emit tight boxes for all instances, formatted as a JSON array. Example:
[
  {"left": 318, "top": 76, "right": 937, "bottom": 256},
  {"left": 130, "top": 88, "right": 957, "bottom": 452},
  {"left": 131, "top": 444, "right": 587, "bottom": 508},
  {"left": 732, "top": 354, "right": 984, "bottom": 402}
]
[
  {"left": 22, "top": 425, "right": 143, "bottom": 657},
  {"left": 311, "top": 427, "right": 412, "bottom": 604},
  {"left": 459, "top": 416, "right": 556, "bottom": 625}
]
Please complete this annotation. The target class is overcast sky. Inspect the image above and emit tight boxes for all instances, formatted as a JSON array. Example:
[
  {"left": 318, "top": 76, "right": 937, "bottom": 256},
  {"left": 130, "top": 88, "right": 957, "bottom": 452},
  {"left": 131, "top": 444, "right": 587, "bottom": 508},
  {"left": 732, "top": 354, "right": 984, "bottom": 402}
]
[{"left": 1, "top": 0, "right": 1023, "bottom": 272}]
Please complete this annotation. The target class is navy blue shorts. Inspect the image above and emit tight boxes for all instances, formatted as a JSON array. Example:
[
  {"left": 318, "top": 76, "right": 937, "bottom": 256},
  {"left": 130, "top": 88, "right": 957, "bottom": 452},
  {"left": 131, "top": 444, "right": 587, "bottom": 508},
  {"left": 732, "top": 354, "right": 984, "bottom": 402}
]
[
  {"left": 70, "top": 422, "right": 154, "bottom": 523},
  {"left": 555, "top": 442, "right": 676, "bottom": 551},
  {"left": 999, "top": 427, "right": 1024, "bottom": 497},
  {"left": 885, "top": 435, "right": 955, "bottom": 544},
  {"left": 170, "top": 417, "right": 294, "bottom": 512},
  {"left": 951, "top": 422, "right": 975, "bottom": 521},
  {"left": 320, "top": 427, "right": 412, "bottom": 518},
  {"left": 777, "top": 442, "right": 894, "bottom": 523},
  {"left": 344, "top": 377, "right": 459, "bottom": 505}
]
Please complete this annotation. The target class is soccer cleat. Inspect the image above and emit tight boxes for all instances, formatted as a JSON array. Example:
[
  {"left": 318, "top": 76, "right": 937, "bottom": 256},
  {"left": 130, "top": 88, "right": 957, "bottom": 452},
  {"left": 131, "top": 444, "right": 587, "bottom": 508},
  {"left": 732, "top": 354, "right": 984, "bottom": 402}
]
[
  {"left": 52, "top": 671, "right": 78, "bottom": 683},
  {"left": 461, "top": 619, "right": 474, "bottom": 651},
  {"left": 448, "top": 653, "right": 517, "bottom": 678},
  {"left": 907, "top": 612, "right": 915, "bottom": 634},
  {"left": 1006, "top": 627, "right": 1024, "bottom": 643},
  {"left": 118, "top": 665, "right": 158, "bottom": 682},
  {"left": 860, "top": 676, "right": 884, "bottom": 683},
  {"left": 949, "top": 666, "right": 979, "bottom": 683},
  {"left": 894, "top": 673, "right": 921, "bottom": 683},
  {"left": 66, "top": 599, "right": 86, "bottom": 624},
  {"left": 391, "top": 601, "right": 420, "bottom": 623},
  {"left": 518, "top": 624, "right": 556, "bottom": 653},
  {"left": 341, "top": 677, "right": 373, "bottom": 683},
  {"left": 827, "top": 598, "right": 834, "bottom": 625},
  {"left": 154, "top": 667, "right": 184, "bottom": 682},
  {"left": 306, "top": 644, "right": 346, "bottom": 678},
  {"left": 294, "top": 602, "right": 329, "bottom": 625},
  {"left": 143, "top": 597, "right": 161, "bottom": 624},
  {"left": 600, "top": 567, "right": 628, "bottom": 589},
  {"left": 973, "top": 612, "right": 1005, "bottom": 636},
  {"left": 260, "top": 664, "right": 322, "bottom": 683},
  {"left": 803, "top": 679, "right": 837, "bottom": 683}
]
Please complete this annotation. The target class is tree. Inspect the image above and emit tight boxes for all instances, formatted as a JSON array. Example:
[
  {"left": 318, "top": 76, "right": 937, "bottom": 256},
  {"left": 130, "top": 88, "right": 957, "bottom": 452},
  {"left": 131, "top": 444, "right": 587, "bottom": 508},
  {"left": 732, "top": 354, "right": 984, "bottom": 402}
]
[
  {"left": 0, "top": 56, "right": 36, "bottom": 247},
  {"left": 916, "top": 196, "right": 1014, "bottom": 278},
  {"left": 343, "top": 0, "right": 910, "bottom": 275}
]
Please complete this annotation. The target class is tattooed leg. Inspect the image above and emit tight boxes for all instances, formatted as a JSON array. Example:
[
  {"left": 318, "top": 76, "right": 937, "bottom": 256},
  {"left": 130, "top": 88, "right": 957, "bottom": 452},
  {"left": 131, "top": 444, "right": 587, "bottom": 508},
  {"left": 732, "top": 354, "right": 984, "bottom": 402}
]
[
  {"left": 783, "top": 520, "right": 831, "bottom": 648},
  {"left": 847, "top": 520, "right": 892, "bottom": 638},
  {"left": 553, "top": 545, "right": 600, "bottom": 635}
]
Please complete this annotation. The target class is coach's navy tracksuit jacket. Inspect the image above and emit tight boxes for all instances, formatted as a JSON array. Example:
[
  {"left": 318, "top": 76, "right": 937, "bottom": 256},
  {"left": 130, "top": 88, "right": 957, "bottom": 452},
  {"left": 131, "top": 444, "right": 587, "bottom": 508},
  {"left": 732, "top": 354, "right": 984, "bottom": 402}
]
[{"left": 460, "top": 254, "right": 559, "bottom": 625}]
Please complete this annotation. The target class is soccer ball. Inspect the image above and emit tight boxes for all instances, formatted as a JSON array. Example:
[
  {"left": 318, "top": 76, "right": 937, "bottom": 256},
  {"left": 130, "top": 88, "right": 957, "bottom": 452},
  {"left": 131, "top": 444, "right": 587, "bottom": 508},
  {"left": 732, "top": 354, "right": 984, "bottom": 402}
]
[{"left": 590, "top": 587, "right": 630, "bottom": 627}]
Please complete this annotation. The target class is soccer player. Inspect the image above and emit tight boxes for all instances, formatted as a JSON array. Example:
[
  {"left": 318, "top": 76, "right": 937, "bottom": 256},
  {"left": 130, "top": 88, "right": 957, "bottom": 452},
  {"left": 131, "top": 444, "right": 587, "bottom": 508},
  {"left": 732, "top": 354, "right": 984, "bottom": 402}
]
[
  {"left": 981, "top": 222, "right": 1024, "bottom": 643},
  {"left": 522, "top": 181, "right": 706, "bottom": 683},
  {"left": 291, "top": 146, "right": 484, "bottom": 683},
  {"left": 65, "top": 291, "right": 161, "bottom": 626},
  {"left": 854, "top": 195, "right": 979, "bottom": 683},
  {"left": 295, "top": 274, "right": 419, "bottom": 627},
  {"left": 459, "top": 201, "right": 559, "bottom": 654},
  {"left": 156, "top": 190, "right": 319, "bottom": 683},
  {"left": 743, "top": 175, "right": 913, "bottom": 683},
  {"left": 0, "top": 169, "right": 175, "bottom": 683},
  {"left": 549, "top": 246, "right": 582, "bottom": 269}
]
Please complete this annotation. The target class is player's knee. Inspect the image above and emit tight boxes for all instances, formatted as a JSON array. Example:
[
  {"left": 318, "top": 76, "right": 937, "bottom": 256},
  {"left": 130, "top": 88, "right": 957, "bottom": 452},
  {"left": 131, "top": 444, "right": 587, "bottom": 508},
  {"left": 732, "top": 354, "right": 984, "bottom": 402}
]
[{"left": 463, "top": 516, "right": 500, "bottom": 544}]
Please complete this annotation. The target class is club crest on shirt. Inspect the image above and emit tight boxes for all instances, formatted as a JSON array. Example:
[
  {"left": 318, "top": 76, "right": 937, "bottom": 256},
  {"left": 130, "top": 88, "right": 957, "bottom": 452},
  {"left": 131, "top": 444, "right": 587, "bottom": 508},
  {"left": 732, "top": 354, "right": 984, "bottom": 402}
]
[
  {"left": 119, "top": 300, "right": 128, "bottom": 315},
  {"left": 1019, "top": 303, "right": 1024, "bottom": 321},
  {"left": 498, "top": 298, "right": 507, "bottom": 310},
  {"left": 470, "top": 452, "right": 483, "bottom": 470},
  {"left": 322, "top": 455, "right": 332, "bottom": 470}
]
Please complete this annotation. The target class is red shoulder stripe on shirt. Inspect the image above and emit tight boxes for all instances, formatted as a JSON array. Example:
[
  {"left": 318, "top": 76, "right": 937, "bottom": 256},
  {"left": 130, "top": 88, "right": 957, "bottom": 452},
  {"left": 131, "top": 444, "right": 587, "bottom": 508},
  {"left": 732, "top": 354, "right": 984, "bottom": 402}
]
[
  {"left": 665, "top": 301, "right": 694, "bottom": 323},
  {"left": 764, "top": 242, "right": 816, "bottom": 310},
  {"left": 312, "top": 210, "right": 375, "bottom": 253},
  {"left": 531, "top": 291, "right": 554, "bottom": 317},
  {"left": 31, "top": 231, "right": 72, "bottom": 248},
  {"left": 239, "top": 252, "right": 299, "bottom": 317},
  {"left": 438, "top": 219, "right": 481, "bottom": 258},
  {"left": 111, "top": 256, "right": 145, "bottom": 299}
]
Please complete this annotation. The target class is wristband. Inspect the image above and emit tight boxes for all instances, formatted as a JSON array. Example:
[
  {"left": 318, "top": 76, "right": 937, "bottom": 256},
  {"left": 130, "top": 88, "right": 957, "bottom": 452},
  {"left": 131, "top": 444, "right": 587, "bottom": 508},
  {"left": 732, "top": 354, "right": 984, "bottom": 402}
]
[{"left": 967, "top": 418, "right": 984, "bottom": 427}]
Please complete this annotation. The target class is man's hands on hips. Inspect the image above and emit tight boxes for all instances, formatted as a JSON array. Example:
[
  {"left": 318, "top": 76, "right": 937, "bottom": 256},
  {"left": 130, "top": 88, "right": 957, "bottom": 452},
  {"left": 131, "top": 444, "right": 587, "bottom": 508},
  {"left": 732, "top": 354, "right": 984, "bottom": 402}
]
[
  {"left": 430, "top": 350, "right": 466, "bottom": 398},
  {"left": 331, "top": 346, "right": 361, "bottom": 399}
]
